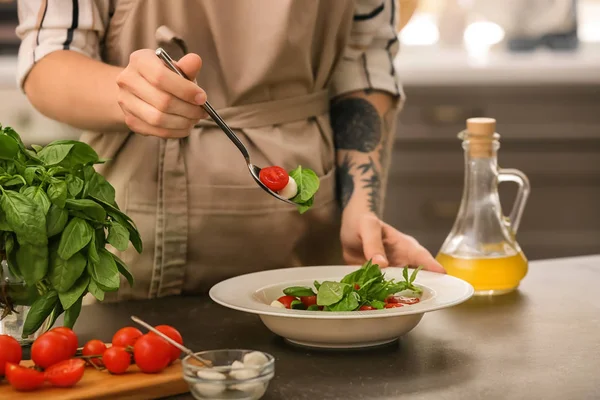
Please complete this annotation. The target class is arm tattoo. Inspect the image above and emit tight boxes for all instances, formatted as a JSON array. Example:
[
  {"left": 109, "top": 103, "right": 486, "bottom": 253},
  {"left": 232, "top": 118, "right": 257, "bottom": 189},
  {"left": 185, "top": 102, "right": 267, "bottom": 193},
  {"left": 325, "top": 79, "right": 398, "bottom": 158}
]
[
  {"left": 336, "top": 155, "right": 354, "bottom": 210},
  {"left": 357, "top": 157, "right": 382, "bottom": 216},
  {"left": 331, "top": 98, "right": 382, "bottom": 152}
]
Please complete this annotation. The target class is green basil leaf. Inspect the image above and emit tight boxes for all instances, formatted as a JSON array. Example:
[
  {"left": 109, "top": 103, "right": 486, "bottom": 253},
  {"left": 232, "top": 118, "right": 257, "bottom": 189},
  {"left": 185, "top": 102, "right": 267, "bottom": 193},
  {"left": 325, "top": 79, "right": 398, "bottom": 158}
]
[
  {"left": 409, "top": 266, "right": 422, "bottom": 284},
  {"left": 89, "top": 248, "right": 120, "bottom": 292},
  {"left": 47, "top": 180, "right": 68, "bottom": 208},
  {"left": 22, "top": 186, "right": 51, "bottom": 215},
  {"left": 295, "top": 197, "right": 314, "bottom": 214},
  {"left": 31, "top": 144, "right": 43, "bottom": 153},
  {"left": 0, "top": 135, "right": 20, "bottom": 160},
  {"left": 0, "top": 190, "right": 47, "bottom": 246},
  {"left": 107, "top": 221, "right": 129, "bottom": 251},
  {"left": 59, "top": 273, "right": 90, "bottom": 310},
  {"left": 88, "top": 280, "right": 105, "bottom": 301},
  {"left": 16, "top": 243, "right": 48, "bottom": 285},
  {"left": 0, "top": 210, "right": 11, "bottom": 231},
  {"left": 283, "top": 286, "right": 316, "bottom": 297},
  {"left": 22, "top": 290, "right": 58, "bottom": 337},
  {"left": 316, "top": 281, "right": 352, "bottom": 306},
  {"left": 53, "top": 141, "right": 99, "bottom": 167},
  {"left": 63, "top": 296, "right": 83, "bottom": 329},
  {"left": 7, "top": 283, "right": 39, "bottom": 306},
  {"left": 107, "top": 211, "right": 142, "bottom": 253},
  {"left": 113, "top": 254, "right": 134, "bottom": 287},
  {"left": 313, "top": 280, "right": 321, "bottom": 291},
  {"left": 66, "top": 174, "right": 84, "bottom": 197},
  {"left": 49, "top": 249, "right": 87, "bottom": 293},
  {"left": 58, "top": 217, "right": 92, "bottom": 260},
  {"left": 306, "top": 305, "right": 320, "bottom": 311},
  {"left": 328, "top": 292, "right": 360, "bottom": 311},
  {"left": 341, "top": 268, "right": 366, "bottom": 286},
  {"left": 47, "top": 302, "right": 64, "bottom": 329},
  {"left": 403, "top": 267, "right": 409, "bottom": 283},
  {"left": 1, "top": 176, "right": 24, "bottom": 187},
  {"left": 369, "top": 299, "right": 386, "bottom": 309},
  {"left": 37, "top": 143, "right": 74, "bottom": 165},
  {"left": 46, "top": 204, "right": 69, "bottom": 237},
  {"left": 86, "top": 172, "right": 116, "bottom": 205},
  {"left": 290, "top": 299, "right": 307, "bottom": 310},
  {"left": 88, "top": 230, "right": 100, "bottom": 265},
  {"left": 65, "top": 198, "right": 106, "bottom": 222},
  {"left": 24, "top": 167, "right": 40, "bottom": 185}
]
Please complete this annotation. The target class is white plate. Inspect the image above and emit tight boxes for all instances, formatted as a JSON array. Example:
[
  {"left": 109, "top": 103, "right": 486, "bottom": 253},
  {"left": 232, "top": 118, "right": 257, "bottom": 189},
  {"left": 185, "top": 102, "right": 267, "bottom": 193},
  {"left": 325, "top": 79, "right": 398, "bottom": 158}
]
[{"left": 209, "top": 266, "right": 474, "bottom": 349}]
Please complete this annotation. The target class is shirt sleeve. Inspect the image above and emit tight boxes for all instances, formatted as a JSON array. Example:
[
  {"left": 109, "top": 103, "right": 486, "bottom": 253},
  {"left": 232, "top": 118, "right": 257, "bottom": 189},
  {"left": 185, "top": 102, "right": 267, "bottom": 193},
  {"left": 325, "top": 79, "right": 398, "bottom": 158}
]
[
  {"left": 15, "top": 0, "right": 110, "bottom": 91},
  {"left": 330, "top": 0, "right": 404, "bottom": 100}
]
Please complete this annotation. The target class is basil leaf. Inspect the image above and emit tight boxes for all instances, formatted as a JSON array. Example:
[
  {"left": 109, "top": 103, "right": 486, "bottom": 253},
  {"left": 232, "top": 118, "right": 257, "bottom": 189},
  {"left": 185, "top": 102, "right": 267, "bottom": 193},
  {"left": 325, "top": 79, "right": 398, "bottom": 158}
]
[
  {"left": 88, "top": 230, "right": 101, "bottom": 265},
  {"left": 89, "top": 248, "right": 120, "bottom": 292},
  {"left": 37, "top": 143, "right": 74, "bottom": 165},
  {"left": 341, "top": 268, "right": 366, "bottom": 286},
  {"left": 295, "top": 197, "right": 314, "bottom": 214},
  {"left": 328, "top": 292, "right": 360, "bottom": 311},
  {"left": 306, "top": 305, "right": 320, "bottom": 311},
  {"left": 59, "top": 273, "right": 90, "bottom": 309},
  {"left": 22, "top": 290, "right": 58, "bottom": 337},
  {"left": 0, "top": 135, "right": 19, "bottom": 160},
  {"left": 49, "top": 250, "right": 87, "bottom": 293},
  {"left": 283, "top": 286, "right": 316, "bottom": 297},
  {"left": 47, "top": 180, "right": 68, "bottom": 208},
  {"left": 8, "top": 283, "right": 39, "bottom": 307},
  {"left": 31, "top": 144, "right": 43, "bottom": 153},
  {"left": 409, "top": 266, "right": 422, "bottom": 284},
  {"left": 65, "top": 198, "right": 106, "bottom": 222},
  {"left": 107, "top": 221, "right": 129, "bottom": 251},
  {"left": 0, "top": 190, "right": 47, "bottom": 246},
  {"left": 87, "top": 172, "right": 116, "bottom": 205},
  {"left": 24, "top": 167, "right": 40, "bottom": 185},
  {"left": 0, "top": 210, "right": 11, "bottom": 231},
  {"left": 16, "top": 243, "right": 48, "bottom": 285},
  {"left": 313, "top": 280, "right": 321, "bottom": 291},
  {"left": 290, "top": 299, "right": 307, "bottom": 310},
  {"left": 107, "top": 211, "right": 142, "bottom": 253},
  {"left": 2, "top": 176, "right": 24, "bottom": 187},
  {"left": 66, "top": 174, "right": 84, "bottom": 197},
  {"left": 46, "top": 204, "right": 69, "bottom": 237},
  {"left": 57, "top": 141, "right": 99, "bottom": 167},
  {"left": 298, "top": 169, "right": 320, "bottom": 202},
  {"left": 47, "top": 302, "right": 64, "bottom": 329},
  {"left": 63, "top": 296, "right": 83, "bottom": 329},
  {"left": 369, "top": 300, "right": 386, "bottom": 309},
  {"left": 113, "top": 254, "right": 134, "bottom": 287},
  {"left": 88, "top": 280, "right": 105, "bottom": 301},
  {"left": 403, "top": 267, "right": 409, "bottom": 283},
  {"left": 316, "top": 281, "right": 352, "bottom": 306},
  {"left": 58, "top": 217, "right": 92, "bottom": 260},
  {"left": 22, "top": 186, "right": 51, "bottom": 215}
]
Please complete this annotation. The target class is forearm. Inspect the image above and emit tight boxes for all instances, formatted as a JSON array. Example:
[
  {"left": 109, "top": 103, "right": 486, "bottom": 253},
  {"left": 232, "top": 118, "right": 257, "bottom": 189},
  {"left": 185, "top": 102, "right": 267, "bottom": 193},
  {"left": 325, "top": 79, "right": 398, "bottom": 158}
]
[
  {"left": 332, "top": 90, "right": 397, "bottom": 216},
  {"left": 24, "top": 51, "right": 126, "bottom": 132}
]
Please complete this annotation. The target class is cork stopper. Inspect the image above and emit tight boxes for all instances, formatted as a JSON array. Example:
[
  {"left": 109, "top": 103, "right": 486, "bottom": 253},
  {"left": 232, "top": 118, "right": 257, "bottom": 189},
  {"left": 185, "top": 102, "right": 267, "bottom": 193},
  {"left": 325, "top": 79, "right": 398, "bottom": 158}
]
[{"left": 464, "top": 118, "right": 497, "bottom": 158}]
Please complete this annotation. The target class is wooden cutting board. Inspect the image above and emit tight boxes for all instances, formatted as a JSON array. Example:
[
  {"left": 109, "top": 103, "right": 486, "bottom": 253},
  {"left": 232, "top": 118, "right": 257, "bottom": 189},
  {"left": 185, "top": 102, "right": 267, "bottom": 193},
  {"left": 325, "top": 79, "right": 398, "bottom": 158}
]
[{"left": 0, "top": 360, "right": 189, "bottom": 400}]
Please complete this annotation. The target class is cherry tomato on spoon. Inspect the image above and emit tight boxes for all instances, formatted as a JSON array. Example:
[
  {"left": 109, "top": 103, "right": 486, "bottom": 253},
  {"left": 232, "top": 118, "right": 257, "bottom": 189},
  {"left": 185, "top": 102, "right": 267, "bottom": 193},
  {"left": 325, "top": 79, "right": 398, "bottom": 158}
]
[{"left": 259, "top": 166, "right": 289, "bottom": 192}]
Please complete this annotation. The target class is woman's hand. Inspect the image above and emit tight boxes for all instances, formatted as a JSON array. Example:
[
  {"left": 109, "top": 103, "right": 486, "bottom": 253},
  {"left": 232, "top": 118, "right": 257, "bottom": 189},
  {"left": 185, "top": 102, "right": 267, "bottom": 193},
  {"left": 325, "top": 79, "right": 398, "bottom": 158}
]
[
  {"left": 340, "top": 212, "right": 445, "bottom": 273},
  {"left": 116, "top": 49, "right": 208, "bottom": 138}
]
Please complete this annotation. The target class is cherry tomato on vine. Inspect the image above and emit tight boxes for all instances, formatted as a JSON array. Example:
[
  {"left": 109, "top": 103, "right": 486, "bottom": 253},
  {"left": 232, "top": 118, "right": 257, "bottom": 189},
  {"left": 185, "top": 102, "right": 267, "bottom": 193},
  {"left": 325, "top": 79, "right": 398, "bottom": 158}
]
[
  {"left": 44, "top": 359, "right": 86, "bottom": 388},
  {"left": 0, "top": 335, "right": 22, "bottom": 376},
  {"left": 259, "top": 166, "right": 289, "bottom": 192},
  {"left": 112, "top": 326, "right": 143, "bottom": 348},
  {"left": 51, "top": 327, "right": 78, "bottom": 357},
  {"left": 5, "top": 363, "right": 45, "bottom": 391},
  {"left": 83, "top": 339, "right": 108, "bottom": 367},
  {"left": 276, "top": 295, "right": 297, "bottom": 309},
  {"left": 103, "top": 346, "right": 131, "bottom": 374},
  {"left": 133, "top": 334, "right": 172, "bottom": 373},
  {"left": 31, "top": 331, "right": 71, "bottom": 369},
  {"left": 149, "top": 325, "right": 183, "bottom": 363}
]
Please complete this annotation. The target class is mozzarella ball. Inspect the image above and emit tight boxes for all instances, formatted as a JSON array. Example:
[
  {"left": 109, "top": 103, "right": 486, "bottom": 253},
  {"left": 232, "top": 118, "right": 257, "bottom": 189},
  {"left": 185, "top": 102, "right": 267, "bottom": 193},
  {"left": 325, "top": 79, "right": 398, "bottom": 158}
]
[
  {"left": 242, "top": 351, "right": 269, "bottom": 367},
  {"left": 196, "top": 369, "right": 227, "bottom": 380},
  {"left": 231, "top": 360, "right": 245, "bottom": 370},
  {"left": 270, "top": 300, "right": 285, "bottom": 308},
  {"left": 278, "top": 176, "right": 298, "bottom": 199}
]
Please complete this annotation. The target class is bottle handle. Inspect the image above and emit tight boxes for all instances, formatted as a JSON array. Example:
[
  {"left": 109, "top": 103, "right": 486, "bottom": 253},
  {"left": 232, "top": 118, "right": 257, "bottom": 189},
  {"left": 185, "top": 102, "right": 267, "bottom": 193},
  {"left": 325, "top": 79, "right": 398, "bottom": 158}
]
[{"left": 498, "top": 168, "right": 531, "bottom": 234}]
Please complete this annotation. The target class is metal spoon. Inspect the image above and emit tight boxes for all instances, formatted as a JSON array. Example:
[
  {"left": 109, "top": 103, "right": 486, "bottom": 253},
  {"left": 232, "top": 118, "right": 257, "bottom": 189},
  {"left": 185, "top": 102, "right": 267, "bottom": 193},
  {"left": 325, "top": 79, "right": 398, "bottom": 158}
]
[
  {"left": 130, "top": 315, "right": 213, "bottom": 367},
  {"left": 155, "top": 48, "right": 296, "bottom": 206}
]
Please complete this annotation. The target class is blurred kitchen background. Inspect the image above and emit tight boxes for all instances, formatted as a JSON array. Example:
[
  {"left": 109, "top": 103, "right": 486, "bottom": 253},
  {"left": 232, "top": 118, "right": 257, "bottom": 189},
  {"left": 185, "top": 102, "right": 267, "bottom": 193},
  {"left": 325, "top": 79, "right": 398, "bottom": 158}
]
[{"left": 0, "top": 0, "right": 598, "bottom": 260}]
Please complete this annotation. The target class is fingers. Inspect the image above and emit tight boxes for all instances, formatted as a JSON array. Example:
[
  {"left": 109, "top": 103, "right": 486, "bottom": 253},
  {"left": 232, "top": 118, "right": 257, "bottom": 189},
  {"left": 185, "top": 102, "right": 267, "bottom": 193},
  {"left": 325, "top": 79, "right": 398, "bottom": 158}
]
[
  {"left": 359, "top": 215, "right": 389, "bottom": 267},
  {"left": 382, "top": 223, "right": 446, "bottom": 273},
  {"left": 116, "top": 49, "right": 208, "bottom": 138}
]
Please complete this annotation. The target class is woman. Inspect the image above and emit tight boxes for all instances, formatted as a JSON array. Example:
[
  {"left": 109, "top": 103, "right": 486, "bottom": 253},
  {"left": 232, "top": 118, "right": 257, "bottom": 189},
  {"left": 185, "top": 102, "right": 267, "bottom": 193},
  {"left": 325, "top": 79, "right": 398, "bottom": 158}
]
[{"left": 16, "top": 0, "right": 443, "bottom": 300}]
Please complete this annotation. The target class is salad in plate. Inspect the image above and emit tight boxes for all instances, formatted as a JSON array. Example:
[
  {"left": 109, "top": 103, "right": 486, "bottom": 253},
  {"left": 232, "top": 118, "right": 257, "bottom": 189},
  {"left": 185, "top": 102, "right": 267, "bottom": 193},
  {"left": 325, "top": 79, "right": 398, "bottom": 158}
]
[
  {"left": 259, "top": 165, "right": 319, "bottom": 214},
  {"left": 271, "top": 260, "right": 423, "bottom": 311}
]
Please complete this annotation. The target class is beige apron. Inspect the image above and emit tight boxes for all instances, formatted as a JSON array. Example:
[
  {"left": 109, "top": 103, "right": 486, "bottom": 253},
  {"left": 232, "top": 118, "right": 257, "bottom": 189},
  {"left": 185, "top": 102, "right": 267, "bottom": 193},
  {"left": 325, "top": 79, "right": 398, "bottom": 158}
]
[{"left": 82, "top": 0, "right": 356, "bottom": 300}]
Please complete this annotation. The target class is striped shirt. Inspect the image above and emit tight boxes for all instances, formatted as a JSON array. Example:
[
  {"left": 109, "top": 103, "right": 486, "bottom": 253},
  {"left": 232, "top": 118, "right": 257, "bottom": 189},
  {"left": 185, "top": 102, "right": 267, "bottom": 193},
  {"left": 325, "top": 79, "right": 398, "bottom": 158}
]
[{"left": 16, "top": 0, "right": 403, "bottom": 99}]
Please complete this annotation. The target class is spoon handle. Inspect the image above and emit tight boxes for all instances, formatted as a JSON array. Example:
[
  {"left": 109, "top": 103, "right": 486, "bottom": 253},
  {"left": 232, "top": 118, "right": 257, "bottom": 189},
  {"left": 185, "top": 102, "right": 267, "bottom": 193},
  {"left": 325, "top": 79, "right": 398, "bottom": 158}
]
[
  {"left": 130, "top": 315, "right": 212, "bottom": 367},
  {"left": 155, "top": 48, "right": 250, "bottom": 162}
]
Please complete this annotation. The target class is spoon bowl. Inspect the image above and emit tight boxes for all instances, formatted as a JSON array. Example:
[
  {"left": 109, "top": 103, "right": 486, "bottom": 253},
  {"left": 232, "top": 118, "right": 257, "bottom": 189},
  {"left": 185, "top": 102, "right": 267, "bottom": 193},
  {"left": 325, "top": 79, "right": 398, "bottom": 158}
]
[{"left": 248, "top": 164, "right": 296, "bottom": 205}]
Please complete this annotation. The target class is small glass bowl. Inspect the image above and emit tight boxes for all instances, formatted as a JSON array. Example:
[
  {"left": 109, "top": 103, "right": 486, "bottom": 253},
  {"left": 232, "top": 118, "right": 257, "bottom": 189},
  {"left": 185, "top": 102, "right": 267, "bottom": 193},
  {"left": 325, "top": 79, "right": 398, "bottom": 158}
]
[{"left": 182, "top": 349, "right": 275, "bottom": 400}]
